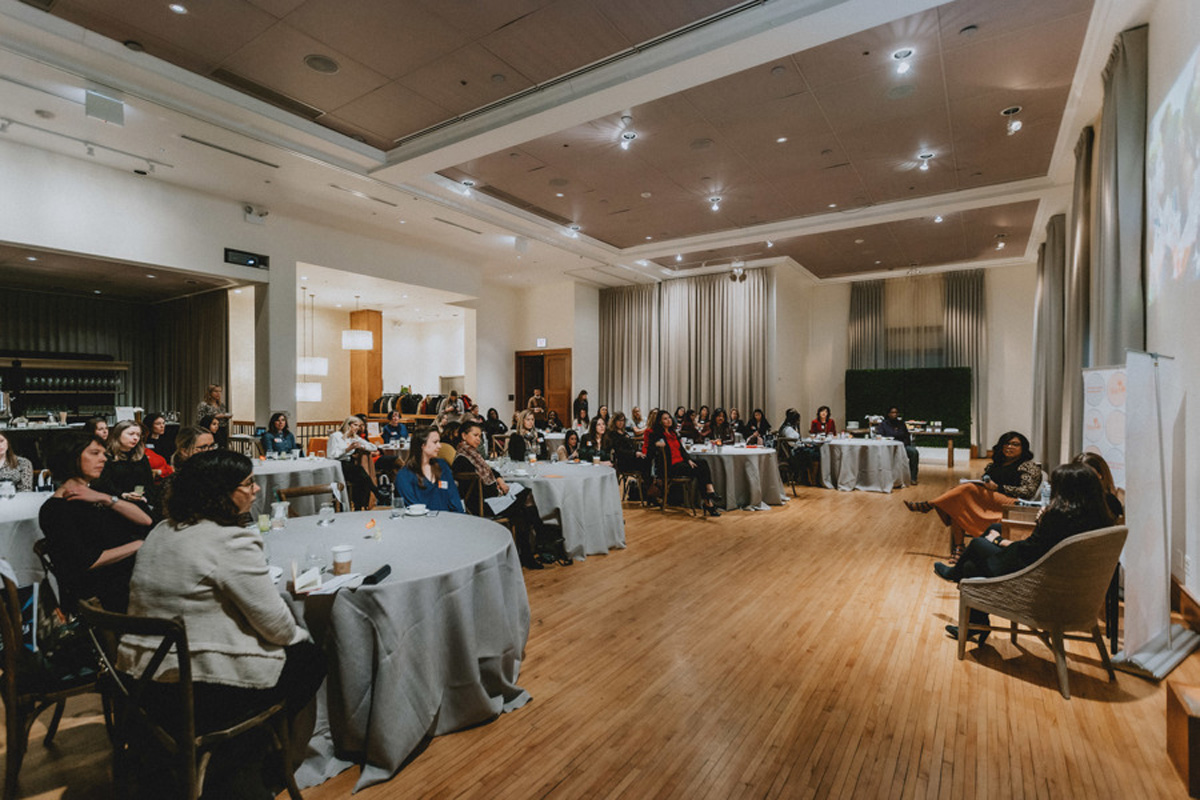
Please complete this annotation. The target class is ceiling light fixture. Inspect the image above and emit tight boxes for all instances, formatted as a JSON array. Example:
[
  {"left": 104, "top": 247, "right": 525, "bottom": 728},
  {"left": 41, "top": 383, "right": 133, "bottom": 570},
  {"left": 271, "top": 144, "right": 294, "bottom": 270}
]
[
  {"left": 168, "top": 3, "right": 187, "bottom": 14},
  {"left": 675, "top": 254, "right": 683, "bottom": 262},
  {"left": 766, "top": 240, "right": 774, "bottom": 248},
  {"left": 996, "top": 241, "right": 1006, "bottom": 250},
  {"left": 85, "top": 143, "right": 95, "bottom": 157},
  {"left": 304, "top": 54, "right": 341, "bottom": 74},
  {"left": 776, "top": 136, "right": 788, "bottom": 143},
  {"left": 341, "top": 295, "right": 373, "bottom": 351},
  {"left": 934, "top": 215, "right": 943, "bottom": 223},
  {"left": 620, "top": 131, "right": 637, "bottom": 150},
  {"left": 461, "top": 179, "right": 475, "bottom": 195},
  {"left": 1001, "top": 105, "right": 1023, "bottom": 135},
  {"left": 26, "top": 256, "right": 38, "bottom": 262},
  {"left": 709, "top": 196, "right": 722, "bottom": 212},
  {"left": 298, "top": 292, "right": 326, "bottom": 402},
  {"left": 917, "top": 152, "right": 934, "bottom": 171},
  {"left": 892, "top": 48, "right": 915, "bottom": 75}
]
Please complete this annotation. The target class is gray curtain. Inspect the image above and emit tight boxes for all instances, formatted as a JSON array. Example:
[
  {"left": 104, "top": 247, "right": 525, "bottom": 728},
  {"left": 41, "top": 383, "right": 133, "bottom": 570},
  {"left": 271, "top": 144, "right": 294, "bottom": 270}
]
[
  {"left": 598, "top": 270, "right": 770, "bottom": 414},
  {"left": 1091, "top": 25, "right": 1148, "bottom": 366},
  {"left": 146, "top": 291, "right": 230, "bottom": 422},
  {"left": 1032, "top": 214, "right": 1067, "bottom": 469},
  {"left": 848, "top": 281, "right": 885, "bottom": 369},
  {"left": 599, "top": 284, "right": 660, "bottom": 416},
  {"left": 1062, "top": 126, "right": 1095, "bottom": 457},
  {"left": 944, "top": 270, "right": 988, "bottom": 452}
]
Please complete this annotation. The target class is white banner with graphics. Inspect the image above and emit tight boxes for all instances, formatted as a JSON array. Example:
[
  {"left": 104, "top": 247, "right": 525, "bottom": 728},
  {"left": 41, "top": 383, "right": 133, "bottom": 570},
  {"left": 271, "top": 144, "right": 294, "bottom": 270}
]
[{"left": 1082, "top": 366, "right": 1127, "bottom": 489}]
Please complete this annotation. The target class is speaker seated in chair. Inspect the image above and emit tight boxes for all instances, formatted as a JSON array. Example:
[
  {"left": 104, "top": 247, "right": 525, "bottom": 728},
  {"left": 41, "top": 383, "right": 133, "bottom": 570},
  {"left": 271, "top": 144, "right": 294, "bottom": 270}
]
[{"left": 643, "top": 410, "right": 722, "bottom": 516}]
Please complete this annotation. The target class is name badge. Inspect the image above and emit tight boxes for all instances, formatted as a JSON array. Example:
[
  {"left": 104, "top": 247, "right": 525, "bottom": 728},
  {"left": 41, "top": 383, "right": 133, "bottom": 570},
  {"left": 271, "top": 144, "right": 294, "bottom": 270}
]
[
  {"left": 438, "top": 480, "right": 448, "bottom": 490},
  {"left": 274, "top": 437, "right": 282, "bottom": 443}
]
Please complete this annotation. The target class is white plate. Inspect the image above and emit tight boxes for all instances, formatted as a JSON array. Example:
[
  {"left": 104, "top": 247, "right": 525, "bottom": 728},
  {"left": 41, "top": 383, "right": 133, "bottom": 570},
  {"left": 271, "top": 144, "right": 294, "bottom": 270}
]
[{"left": 405, "top": 508, "right": 428, "bottom": 516}]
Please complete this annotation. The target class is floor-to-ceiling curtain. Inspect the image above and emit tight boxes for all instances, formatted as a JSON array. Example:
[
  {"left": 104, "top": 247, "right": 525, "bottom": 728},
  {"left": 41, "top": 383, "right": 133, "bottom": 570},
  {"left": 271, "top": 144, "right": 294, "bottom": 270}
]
[
  {"left": 1062, "top": 126, "right": 1094, "bottom": 458},
  {"left": 944, "top": 270, "right": 988, "bottom": 452},
  {"left": 1032, "top": 214, "right": 1067, "bottom": 469},
  {"left": 598, "top": 269, "right": 770, "bottom": 414},
  {"left": 848, "top": 281, "right": 885, "bottom": 370},
  {"left": 1091, "top": 25, "right": 1148, "bottom": 366},
  {"left": 147, "top": 291, "right": 230, "bottom": 422},
  {"left": 599, "top": 283, "right": 660, "bottom": 416}
]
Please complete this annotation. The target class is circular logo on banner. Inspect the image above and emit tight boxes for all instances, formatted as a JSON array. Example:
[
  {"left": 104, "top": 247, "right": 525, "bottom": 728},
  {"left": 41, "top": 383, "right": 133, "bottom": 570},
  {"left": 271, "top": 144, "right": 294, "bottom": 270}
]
[
  {"left": 1106, "top": 409, "right": 1126, "bottom": 446},
  {"left": 1085, "top": 371, "right": 1107, "bottom": 407},
  {"left": 1084, "top": 409, "right": 1104, "bottom": 444},
  {"left": 1108, "top": 371, "right": 1127, "bottom": 407},
  {"left": 1104, "top": 447, "right": 1126, "bottom": 486}
]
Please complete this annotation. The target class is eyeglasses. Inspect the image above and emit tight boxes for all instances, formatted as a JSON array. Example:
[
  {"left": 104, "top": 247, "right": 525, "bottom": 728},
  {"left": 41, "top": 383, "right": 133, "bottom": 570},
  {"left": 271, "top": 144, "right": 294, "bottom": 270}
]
[
  {"left": 195, "top": 443, "right": 218, "bottom": 452},
  {"left": 237, "top": 476, "right": 257, "bottom": 488}
]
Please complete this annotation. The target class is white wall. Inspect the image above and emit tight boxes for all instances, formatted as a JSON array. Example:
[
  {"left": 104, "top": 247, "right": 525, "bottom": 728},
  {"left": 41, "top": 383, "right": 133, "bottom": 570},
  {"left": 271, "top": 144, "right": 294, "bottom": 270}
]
[
  {"left": 804, "top": 282, "right": 852, "bottom": 427},
  {"left": 295, "top": 306, "right": 352, "bottom": 421},
  {"left": 227, "top": 289, "right": 256, "bottom": 420},
  {"left": 1146, "top": 0, "right": 1200, "bottom": 594},
  {"left": 383, "top": 318, "right": 465, "bottom": 395},
  {"left": 474, "top": 282, "right": 519, "bottom": 415},
  {"left": 770, "top": 266, "right": 816, "bottom": 423},
  {"left": 984, "top": 263, "right": 1037, "bottom": 451},
  {"left": 573, "top": 283, "right": 600, "bottom": 398}
]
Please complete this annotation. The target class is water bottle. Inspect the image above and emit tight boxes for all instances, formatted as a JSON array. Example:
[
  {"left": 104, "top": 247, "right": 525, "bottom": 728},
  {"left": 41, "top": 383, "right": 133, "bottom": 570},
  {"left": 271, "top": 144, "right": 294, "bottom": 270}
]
[{"left": 1040, "top": 481, "right": 1051, "bottom": 506}]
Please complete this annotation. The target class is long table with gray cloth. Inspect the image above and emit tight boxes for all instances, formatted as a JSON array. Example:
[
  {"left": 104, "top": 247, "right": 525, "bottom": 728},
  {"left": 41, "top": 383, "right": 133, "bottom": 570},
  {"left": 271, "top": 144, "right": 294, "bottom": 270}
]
[
  {"left": 498, "top": 460, "right": 625, "bottom": 560},
  {"left": 0, "top": 491, "right": 51, "bottom": 584},
  {"left": 251, "top": 457, "right": 346, "bottom": 517},
  {"left": 267, "top": 510, "right": 531, "bottom": 790},
  {"left": 819, "top": 438, "right": 910, "bottom": 493},
  {"left": 689, "top": 445, "right": 788, "bottom": 510}
]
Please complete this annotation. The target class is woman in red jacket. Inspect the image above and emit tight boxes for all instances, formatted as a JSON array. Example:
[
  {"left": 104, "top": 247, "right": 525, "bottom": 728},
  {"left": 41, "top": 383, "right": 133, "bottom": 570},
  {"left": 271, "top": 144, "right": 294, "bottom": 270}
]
[{"left": 643, "top": 410, "right": 723, "bottom": 516}]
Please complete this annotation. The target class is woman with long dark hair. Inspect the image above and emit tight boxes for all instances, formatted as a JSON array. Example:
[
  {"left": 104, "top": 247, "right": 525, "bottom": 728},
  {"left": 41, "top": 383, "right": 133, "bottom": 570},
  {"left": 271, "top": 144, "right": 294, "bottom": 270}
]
[
  {"left": 745, "top": 408, "right": 771, "bottom": 446},
  {"left": 643, "top": 410, "right": 723, "bottom": 516},
  {"left": 906, "top": 431, "right": 1042, "bottom": 561},
  {"left": 260, "top": 412, "right": 296, "bottom": 455},
  {"left": 933, "top": 462, "right": 1115, "bottom": 643},
  {"left": 556, "top": 429, "right": 581, "bottom": 462},
  {"left": 395, "top": 428, "right": 464, "bottom": 512},
  {"left": 810, "top": 406, "right": 836, "bottom": 435}
]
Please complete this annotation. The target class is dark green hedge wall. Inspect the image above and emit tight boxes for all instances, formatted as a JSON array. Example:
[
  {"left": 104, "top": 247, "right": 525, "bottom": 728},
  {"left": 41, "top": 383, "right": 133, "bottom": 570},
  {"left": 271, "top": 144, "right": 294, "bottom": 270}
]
[{"left": 845, "top": 367, "right": 971, "bottom": 445}]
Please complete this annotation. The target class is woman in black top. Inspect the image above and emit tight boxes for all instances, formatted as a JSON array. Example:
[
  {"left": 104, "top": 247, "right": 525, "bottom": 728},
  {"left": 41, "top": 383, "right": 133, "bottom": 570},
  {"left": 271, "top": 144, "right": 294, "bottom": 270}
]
[
  {"left": 142, "top": 412, "right": 175, "bottom": 463},
  {"left": 484, "top": 408, "right": 508, "bottom": 439},
  {"left": 94, "top": 420, "right": 159, "bottom": 515},
  {"left": 745, "top": 408, "right": 771, "bottom": 445},
  {"left": 605, "top": 413, "right": 651, "bottom": 491},
  {"left": 579, "top": 417, "right": 612, "bottom": 465},
  {"left": 545, "top": 410, "right": 564, "bottom": 433},
  {"left": 507, "top": 409, "right": 543, "bottom": 461},
  {"left": 39, "top": 432, "right": 152, "bottom": 611},
  {"left": 708, "top": 408, "right": 733, "bottom": 445},
  {"left": 643, "top": 410, "right": 722, "bottom": 516},
  {"left": 933, "top": 462, "right": 1115, "bottom": 643},
  {"left": 572, "top": 390, "right": 589, "bottom": 423},
  {"left": 198, "top": 414, "right": 223, "bottom": 448}
]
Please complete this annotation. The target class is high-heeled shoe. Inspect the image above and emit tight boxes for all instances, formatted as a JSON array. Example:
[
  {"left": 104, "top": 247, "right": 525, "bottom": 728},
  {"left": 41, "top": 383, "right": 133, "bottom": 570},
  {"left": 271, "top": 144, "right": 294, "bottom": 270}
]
[
  {"left": 945, "top": 624, "right": 989, "bottom": 645},
  {"left": 904, "top": 500, "right": 933, "bottom": 513},
  {"left": 933, "top": 562, "right": 958, "bottom": 582},
  {"left": 704, "top": 503, "right": 721, "bottom": 517}
]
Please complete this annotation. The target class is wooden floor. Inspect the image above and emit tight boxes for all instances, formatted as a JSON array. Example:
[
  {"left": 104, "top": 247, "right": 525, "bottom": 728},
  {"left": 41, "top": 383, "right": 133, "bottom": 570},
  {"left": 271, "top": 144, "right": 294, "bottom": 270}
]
[{"left": 4, "top": 461, "right": 1197, "bottom": 799}]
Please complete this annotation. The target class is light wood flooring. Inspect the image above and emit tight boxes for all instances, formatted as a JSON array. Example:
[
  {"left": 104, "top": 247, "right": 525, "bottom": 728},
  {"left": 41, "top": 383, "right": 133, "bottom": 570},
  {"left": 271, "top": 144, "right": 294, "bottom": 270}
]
[{"left": 4, "top": 460, "right": 1197, "bottom": 799}]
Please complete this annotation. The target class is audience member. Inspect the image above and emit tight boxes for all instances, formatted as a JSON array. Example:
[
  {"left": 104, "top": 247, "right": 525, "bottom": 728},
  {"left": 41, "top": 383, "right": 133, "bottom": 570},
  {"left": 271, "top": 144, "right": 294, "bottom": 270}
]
[
  {"left": 630, "top": 407, "right": 647, "bottom": 434},
  {"left": 94, "top": 420, "right": 159, "bottom": 514},
  {"left": 196, "top": 384, "right": 232, "bottom": 447},
  {"left": 573, "top": 390, "right": 589, "bottom": 422},
  {"left": 260, "top": 412, "right": 297, "bottom": 455},
  {"left": 579, "top": 417, "right": 612, "bottom": 465},
  {"left": 878, "top": 406, "right": 919, "bottom": 484},
  {"left": 644, "top": 410, "right": 723, "bottom": 516},
  {"left": 172, "top": 426, "right": 215, "bottom": 468},
  {"left": 327, "top": 416, "right": 385, "bottom": 510},
  {"left": 526, "top": 389, "right": 548, "bottom": 427},
  {"left": 810, "top": 406, "right": 837, "bottom": 436},
  {"left": 142, "top": 412, "right": 175, "bottom": 463},
  {"left": 556, "top": 430, "right": 581, "bottom": 462},
  {"left": 396, "top": 428, "right": 464, "bottom": 512},
  {"left": 84, "top": 416, "right": 109, "bottom": 441},
  {"left": 572, "top": 407, "right": 590, "bottom": 435},
  {"left": 545, "top": 409, "right": 564, "bottom": 433},
  {"left": 745, "top": 408, "right": 771, "bottom": 445},
  {"left": 0, "top": 432, "right": 33, "bottom": 491},
  {"left": 508, "top": 410, "right": 543, "bottom": 461},
  {"left": 728, "top": 408, "right": 746, "bottom": 436}
]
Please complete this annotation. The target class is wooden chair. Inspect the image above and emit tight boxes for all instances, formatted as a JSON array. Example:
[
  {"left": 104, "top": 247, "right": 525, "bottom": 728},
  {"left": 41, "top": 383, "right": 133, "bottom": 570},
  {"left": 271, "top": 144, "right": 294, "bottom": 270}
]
[
  {"left": 656, "top": 443, "right": 697, "bottom": 516},
  {"left": 775, "top": 440, "right": 798, "bottom": 497},
  {"left": 306, "top": 436, "right": 328, "bottom": 457},
  {"left": 454, "top": 471, "right": 485, "bottom": 517},
  {"left": 956, "top": 525, "right": 1128, "bottom": 699},
  {"left": 77, "top": 598, "right": 303, "bottom": 800},
  {"left": 1, "top": 568, "right": 97, "bottom": 800},
  {"left": 275, "top": 482, "right": 345, "bottom": 515}
]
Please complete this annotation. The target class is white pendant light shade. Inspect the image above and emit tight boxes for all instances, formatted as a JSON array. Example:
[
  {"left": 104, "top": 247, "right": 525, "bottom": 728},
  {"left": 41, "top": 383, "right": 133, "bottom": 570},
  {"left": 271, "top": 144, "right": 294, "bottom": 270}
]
[
  {"left": 297, "top": 356, "right": 328, "bottom": 376},
  {"left": 341, "top": 329, "right": 373, "bottom": 351},
  {"left": 296, "top": 382, "right": 323, "bottom": 402}
]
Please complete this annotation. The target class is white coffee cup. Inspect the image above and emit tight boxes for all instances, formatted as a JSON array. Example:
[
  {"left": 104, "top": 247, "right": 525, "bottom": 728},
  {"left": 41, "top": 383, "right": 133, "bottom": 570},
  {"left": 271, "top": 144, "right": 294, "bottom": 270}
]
[
  {"left": 331, "top": 545, "right": 353, "bottom": 576},
  {"left": 408, "top": 503, "right": 427, "bottom": 514}
]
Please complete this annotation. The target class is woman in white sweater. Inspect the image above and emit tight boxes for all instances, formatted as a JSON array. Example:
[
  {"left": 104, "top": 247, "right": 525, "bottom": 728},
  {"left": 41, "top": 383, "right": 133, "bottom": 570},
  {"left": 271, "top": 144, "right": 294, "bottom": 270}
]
[
  {"left": 118, "top": 450, "right": 324, "bottom": 756},
  {"left": 327, "top": 415, "right": 383, "bottom": 509}
]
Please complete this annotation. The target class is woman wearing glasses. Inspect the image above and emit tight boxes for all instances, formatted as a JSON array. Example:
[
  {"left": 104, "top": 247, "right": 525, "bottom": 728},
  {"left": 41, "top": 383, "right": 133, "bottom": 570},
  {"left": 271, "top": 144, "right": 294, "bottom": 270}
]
[
  {"left": 172, "top": 426, "right": 216, "bottom": 468},
  {"left": 905, "top": 430, "right": 1042, "bottom": 562}
]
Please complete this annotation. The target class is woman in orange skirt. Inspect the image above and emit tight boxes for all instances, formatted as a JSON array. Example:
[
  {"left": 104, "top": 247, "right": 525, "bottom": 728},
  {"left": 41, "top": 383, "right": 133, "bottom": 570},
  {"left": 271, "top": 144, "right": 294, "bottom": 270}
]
[{"left": 905, "top": 431, "right": 1042, "bottom": 561}]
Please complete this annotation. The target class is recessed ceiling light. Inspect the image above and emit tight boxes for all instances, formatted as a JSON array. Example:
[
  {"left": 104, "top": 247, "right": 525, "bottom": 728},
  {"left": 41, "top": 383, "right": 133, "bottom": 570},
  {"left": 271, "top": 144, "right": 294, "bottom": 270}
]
[
  {"left": 766, "top": 240, "right": 774, "bottom": 248},
  {"left": 918, "top": 152, "right": 934, "bottom": 171},
  {"left": 461, "top": 179, "right": 475, "bottom": 187},
  {"left": 25, "top": 256, "right": 37, "bottom": 262},
  {"left": 233, "top": 289, "right": 243, "bottom": 294},
  {"left": 776, "top": 136, "right": 788, "bottom": 143},
  {"left": 675, "top": 254, "right": 683, "bottom": 262},
  {"left": 402, "top": 294, "right": 409, "bottom": 298},
  {"left": 875, "top": 260, "right": 882, "bottom": 265},
  {"left": 934, "top": 215, "right": 943, "bottom": 223},
  {"left": 636, "top": 260, "right": 649, "bottom": 267},
  {"left": 640, "top": 191, "right": 652, "bottom": 199},
  {"left": 304, "top": 54, "right": 340, "bottom": 74},
  {"left": 854, "top": 238, "right": 865, "bottom": 244},
  {"left": 645, "top": 236, "right": 653, "bottom": 240},
  {"left": 959, "top": 24, "right": 979, "bottom": 38},
  {"left": 335, "top": 303, "right": 342, "bottom": 308},
  {"left": 94, "top": 289, "right": 102, "bottom": 294},
  {"left": 123, "top": 40, "right": 145, "bottom": 52},
  {"left": 300, "top": 276, "right": 308, "bottom": 281},
  {"left": 568, "top": 224, "right": 581, "bottom": 231},
  {"left": 996, "top": 241, "right": 1006, "bottom": 250},
  {"left": 168, "top": 3, "right": 187, "bottom": 14},
  {"left": 146, "top": 273, "right": 156, "bottom": 278},
  {"left": 491, "top": 73, "right": 506, "bottom": 83},
  {"left": 34, "top": 109, "right": 54, "bottom": 120},
  {"left": 555, "top": 192, "right": 564, "bottom": 197},
  {"left": 709, "top": 196, "right": 722, "bottom": 212},
  {"left": 828, "top": 203, "right": 837, "bottom": 208}
]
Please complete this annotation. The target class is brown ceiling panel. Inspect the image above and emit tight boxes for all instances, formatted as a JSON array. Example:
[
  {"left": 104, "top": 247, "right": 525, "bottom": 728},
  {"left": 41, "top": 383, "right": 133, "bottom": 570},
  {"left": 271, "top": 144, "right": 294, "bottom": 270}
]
[
  {"left": 415, "top": 0, "right": 555, "bottom": 42},
  {"left": 220, "top": 22, "right": 389, "bottom": 113},
  {"left": 790, "top": 8, "right": 942, "bottom": 91},
  {"left": 0, "top": 246, "right": 236, "bottom": 302},
  {"left": 285, "top": 0, "right": 469, "bottom": 80},
  {"left": 595, "top": 0, "right": 745, "bottom": 45},
  {"left": 396, "top": 44, "right": 536, "bottom": 123},
  {"left": 246, "top": 0, "right": 307, "bottom": 18},
  {"left": 479, "top": 0, "right": 632, "bottom": 85},
  {"left": 453, "top": 149, "right": 550, "bottom": 188},
  {"left": 45, "top": 4, "right": 220, "bottom": 74},
  {"left": 942, "top": 14, "right": 1089, "bottom": 99},
  {"left": 681, "top": 59, "right": 811, "bottom": 120},
  {"left": 327, "top": 81, "right": 449, "bottom": 141},
  {"left": 60, "top": 0, "right": 276, "bottom": 65},
  {"left": 937, "top": 0, "right": 1094, "bottom": 53}
]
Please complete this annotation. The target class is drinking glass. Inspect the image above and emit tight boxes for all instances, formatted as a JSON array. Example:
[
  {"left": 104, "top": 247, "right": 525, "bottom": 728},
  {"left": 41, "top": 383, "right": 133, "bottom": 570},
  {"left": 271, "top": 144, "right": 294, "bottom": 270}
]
[{"left": 317, "top": 501, "right": 335, "bottom": 526}]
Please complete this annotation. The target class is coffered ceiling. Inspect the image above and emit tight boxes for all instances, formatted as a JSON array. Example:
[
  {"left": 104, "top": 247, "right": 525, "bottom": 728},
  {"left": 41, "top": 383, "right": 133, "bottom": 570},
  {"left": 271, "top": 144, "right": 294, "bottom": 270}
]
[{"left": 2, "top": 0, "right": 1122, "bottom": 285}]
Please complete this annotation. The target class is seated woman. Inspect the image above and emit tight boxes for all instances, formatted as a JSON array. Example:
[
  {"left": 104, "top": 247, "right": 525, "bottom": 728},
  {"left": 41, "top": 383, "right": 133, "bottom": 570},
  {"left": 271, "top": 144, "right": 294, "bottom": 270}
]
[
  {"left": 198, "top": 414, "right": 224, "bottom": 449},
  {"left": 606, "top": 413, "right": 651, "bottom": 492},
  {"left": 673, "top": 406, "right": 688, "bottom": 428},
  {"left": 778, "top": 409, "right": 803, "bottom": 442},
  {"left": 878, "top": 406, "right": 919, "bottom": 484},
  {"left": 39, "top": 432, "right": 153, "bottom": 612},
  {"left": 117, "top": 450, "right": 324, "bottom": 794},
  {"left": 381, "top": 409, "right": 409, "bottom": 444},
  {"left": 94, "top": 420, "right": 160, "bottom": 516},
  {"left": 544, "top": 409, "right": 564, "bottom": 433},
  {"left": 327, "top": 416, "right": 385, "bottom": 510},
  {"left": 708, "top": 408, "right": 734, "bottom": 445},
  {"left": 745, "top": 408, "right": 771, "bottom": 446},
  {"left": 1074, "top": 451, "right": 1123, "bottom": 520},
  {"left": 933, "top": 462, "right": 1115, "bottom": 643},
  {"left": 629, "top": 407, "right": 647, "bottom": 435},
  {"left": 810, "top": 405, "right": 837, "bottom": 436},
  {"left": 507, "top": 410, "right": 544, "bottom": 462},
  {"left": 644, "top": 410, "right": 723, "bottom": 517},
  {"left": 571, "top": 408, "right": 590, "bottom": 435},
  {"left": 695, "top": 405, "right": 712, "bottom": 439},
  {"left": 172, "top": 426, "right": 215, "bottom": 469},
  {"left": 453, "top": 421, "right": 543, "bottom": 569},
  {"left": 678, "top": 410, "right": 704, "bottom": 442},
  {"left": 260, "top": 412, "right": 297, "bottom": 455},
  {"left": 906, "top": 431, "right": 1042, "bottom": 561},
  {"left": 595, "top": 405, "right": 611, "bottom": 426},
  {"left": 728, "top": 408, "right": 746, "bottom": 437},
  {"left": 0, "top": 432, "right": 33, "bottom": 491},
  {"left": 84, "top": 416, "right": 109, "bottom": 442},
  {"left": 142, "top": 412, "right": 175, "bottom": 464},
  {"left": 396, "top": 428, "right": 464, "bottom": 512},
  {"left": 483, "top": 408, "right": 508, "bottom": 440},
  {"left": 556, "top": 430, "right": 582, "bottom": 462},
  {"left": 579, "top": 417, "right": 613, "bottom": 465}
]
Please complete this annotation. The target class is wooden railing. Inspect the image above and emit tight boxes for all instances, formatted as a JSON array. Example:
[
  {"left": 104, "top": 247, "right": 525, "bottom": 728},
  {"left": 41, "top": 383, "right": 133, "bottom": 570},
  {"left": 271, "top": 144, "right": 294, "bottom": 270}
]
[{"left": 232, "top": 419, "right": 343, "bottom": 453}]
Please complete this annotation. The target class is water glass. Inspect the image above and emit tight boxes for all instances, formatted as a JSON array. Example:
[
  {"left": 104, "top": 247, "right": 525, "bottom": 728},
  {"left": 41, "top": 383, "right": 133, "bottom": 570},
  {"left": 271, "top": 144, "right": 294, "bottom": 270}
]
[
  {"left": 256, "top": 513, "right": 271, "bottom": 533},
  {"left": 0, "top": 481, "right": 15, "bottom": 500},
  {"left": 317, "top": 501, "right": 336, "bottom": 526}
]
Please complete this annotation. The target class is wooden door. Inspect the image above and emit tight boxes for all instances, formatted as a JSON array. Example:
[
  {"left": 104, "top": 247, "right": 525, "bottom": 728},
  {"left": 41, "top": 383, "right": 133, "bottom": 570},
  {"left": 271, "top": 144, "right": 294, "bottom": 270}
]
[{"left": 543, "top": 349, "right": 571, "bottom": 424}]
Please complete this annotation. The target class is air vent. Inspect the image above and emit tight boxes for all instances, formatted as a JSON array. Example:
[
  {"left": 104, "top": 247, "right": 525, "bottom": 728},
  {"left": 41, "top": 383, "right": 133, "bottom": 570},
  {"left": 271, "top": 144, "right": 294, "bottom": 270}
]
[
  {"left": 180, "top": 135, "right": 280, "bottom": 168},
  {"left": 475, "top": 185, "right": 573, "bottom": 227},
  {"left": 17, "top": 0, "right": 57, "bottom": 11},
  {"left": 433, "top": 218, "right": 483, "bottom": 235},
  {"left": 210, "top": 69, "right": 324, "bottom": 120}
]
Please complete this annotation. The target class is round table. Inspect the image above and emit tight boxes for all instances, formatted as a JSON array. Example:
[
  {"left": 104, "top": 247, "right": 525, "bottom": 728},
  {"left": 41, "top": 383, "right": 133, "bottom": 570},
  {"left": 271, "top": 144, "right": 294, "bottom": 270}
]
[
  {"left": 266, "top": 510, "right": 531, "bottom": 791},
  {"left": 688, "top": 445, "right": 788, "bottom": 510},
  {"left": 251, "top": 457, "right": 346, "bottom": 517},
  {"left": 819, "top": 438, "right": 910, "bottom": 493},
  {"left": 0, "top": 492, "right": 51, "bottom": 584},
  {"left": 499, "top": 461, "right": 625, "bottom": 560}
]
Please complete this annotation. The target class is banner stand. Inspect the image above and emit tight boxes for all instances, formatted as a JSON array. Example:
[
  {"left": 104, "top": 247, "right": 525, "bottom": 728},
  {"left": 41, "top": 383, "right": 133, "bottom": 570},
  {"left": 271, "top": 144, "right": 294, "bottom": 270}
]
[{"left": 1113, "top": 624, "right": 1200, "bottom": 679}]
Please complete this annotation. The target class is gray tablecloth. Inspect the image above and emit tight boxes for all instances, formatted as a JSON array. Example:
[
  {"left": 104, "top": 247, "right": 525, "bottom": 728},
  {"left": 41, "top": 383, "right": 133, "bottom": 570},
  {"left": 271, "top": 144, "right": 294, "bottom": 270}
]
[
  {"left": 502, "top": 462, "right": 625, "bottom": 560},
  {"left": 689, "top": 446, "right": 788, "bottom": 510},
  {"left": 266, "top": 510, "right": 531, "bottom": 791},
  {"left": 251, "top": 457, "right": 346, "bottom": 517},
  {"left": 0, "top": 492, "right": 50, "bottom": 584},
  {"left": 819, "top": 439, "right": 910, "bottom": 493}
]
